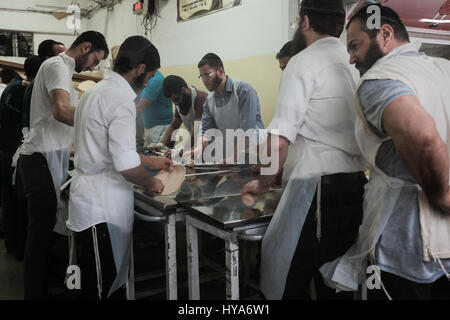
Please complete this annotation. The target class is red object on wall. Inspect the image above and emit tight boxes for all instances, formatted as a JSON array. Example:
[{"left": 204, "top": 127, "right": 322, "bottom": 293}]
[
  {"left": 439, "top": 0, "right": 450, "bottom": 15},
  {"left": 350, "top": 0, "right": 450, "bottom": 31}
]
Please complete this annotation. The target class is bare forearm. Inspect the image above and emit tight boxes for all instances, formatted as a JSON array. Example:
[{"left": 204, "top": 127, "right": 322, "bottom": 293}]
[
  {"left": 121, "top": 165, "right": 154, "bottom": 189},
  {"left": 139, "top": 154, "right": 162, "bottom": 168},
  {"left": 53, "top": 103, "right": 76, "bottom": 126},
  {"left": 258, "top": 135, "right": 289, "bottom": 186},
  {"left": 161, "top": 120, "right": 180, "bottom": 146},
  {"left": 397, "top": 132, "right": 449, "bottom": 202}
]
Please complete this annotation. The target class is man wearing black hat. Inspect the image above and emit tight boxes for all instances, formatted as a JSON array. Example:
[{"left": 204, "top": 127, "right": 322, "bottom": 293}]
[{"left": 242, "top": 0, "right": 366, "bottom": 300}]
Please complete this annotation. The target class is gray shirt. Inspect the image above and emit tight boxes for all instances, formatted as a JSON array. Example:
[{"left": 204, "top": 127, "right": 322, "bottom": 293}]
[
  {"left": 201, "top": 76, "right": 264, "bottom": 135},
  {"left": 358, "top": 51, "right": 450, "bottom": 283}
]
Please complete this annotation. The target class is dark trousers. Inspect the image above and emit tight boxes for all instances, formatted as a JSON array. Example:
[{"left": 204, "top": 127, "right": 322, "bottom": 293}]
[
  {"left": 18, "top": 153, "right": 57, "bottom": 299},
  {"left": 76, "top": 222, "right": 125, "bottom": 300},
  {"left": 13, "top": 166, "right": 28, "bottom": 259},
  {"left": 1, "top": 150, "right": 17, "bottom": 254},
  {"left": 368, "top": 271, "right": 450, "bottom": 300},
  {"left": 1, "top": 150, "right": 27, "bottom": 259},
  {"left": 283, "top": 172, "right": 367, "bottom": 300}
]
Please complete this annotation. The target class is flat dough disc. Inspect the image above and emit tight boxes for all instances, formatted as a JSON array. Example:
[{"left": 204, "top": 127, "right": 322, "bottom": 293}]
[
  {"left": 155, "top": 165, "right": 186, "bottom": 195},
  {"left": 77, "top": 80, "right": 96, "bottom": 92}
]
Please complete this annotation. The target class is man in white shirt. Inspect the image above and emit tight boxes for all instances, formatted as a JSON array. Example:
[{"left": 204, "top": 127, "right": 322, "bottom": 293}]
[
  {"left": 242, "top": 0, "right": 366, "bottom": 299},
  {"left": 67, "top": 36, "right": 172, "bottom": 300},
  {"left": 17, "top": 31, "right": 109, "bottom": 300}
]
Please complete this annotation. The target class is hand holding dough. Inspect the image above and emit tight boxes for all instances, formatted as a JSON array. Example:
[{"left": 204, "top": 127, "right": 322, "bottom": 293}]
[{"left": 154, "top": 165, "right": 186, "bottom": 195}]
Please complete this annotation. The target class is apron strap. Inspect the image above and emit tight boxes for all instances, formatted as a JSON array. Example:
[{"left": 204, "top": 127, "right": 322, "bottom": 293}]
[
  {"left": 64, "top": 232, "right": 76, "bottom": 286},
  {"left": 369, "top": 253, "right": 393, "bottom": 300},
  {"left": 92, "top": 225, "right": 103, "bottom": 299},
  {"left": 315, "top": 177, "right": 322, "bottom": 242}
]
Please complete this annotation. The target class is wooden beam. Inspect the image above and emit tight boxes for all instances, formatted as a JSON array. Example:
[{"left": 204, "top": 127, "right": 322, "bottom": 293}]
[{"left": 0, "top": 59, "right": 103, "bottom": 82}]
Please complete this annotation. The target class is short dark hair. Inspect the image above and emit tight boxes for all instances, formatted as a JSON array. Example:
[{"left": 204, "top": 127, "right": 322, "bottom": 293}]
[
  {"left": 24, "top": 55, "right": 42, "bottom": 79},
  {"left": 276, "top": 41, "right": 292, "bottom": 60},
  {"left": 346, "top": 4, "right": 409, "bottom": 42},
  {"left": 299, "top": 0, "right": 346, "bottom": 38},
  {"left": 37, "top": 39, "right": 63, "bottom": 61},
  {"left": 198, "top": 52, "right": 224, "bottom": 71},
  {"left": 163, "top": 75, "right": 188, "bottom": 98},
  {"left": 0, "top": 67, "right": 18, "bottom": 84},
  {"left": 113, "top": 36, "right": 160, "bottom": 74},
  {"left": 70, "top": 30, "right": 109, "bottom": 59}
]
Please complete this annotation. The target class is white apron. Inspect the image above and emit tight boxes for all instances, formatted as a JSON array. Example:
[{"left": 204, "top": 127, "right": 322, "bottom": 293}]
[
  {"left": 320, "top": 53, "right": 450, "bottom": 292},
  {"left": 176, "top": 86, "right": 197, "bottom": 133},
  {"left": 42, "top": 90, "right": 77, "bottom": 236},
  {"left": 65, "top": 168, "right": 134, "bottom": 297},
  {"left": 260, "top": 135, "right": 365, "bottom": 299}
]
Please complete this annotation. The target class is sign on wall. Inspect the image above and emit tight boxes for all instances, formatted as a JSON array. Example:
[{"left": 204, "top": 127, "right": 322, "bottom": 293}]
[{"left": 177, "top": 0, "right": 241, "bottom": 22}]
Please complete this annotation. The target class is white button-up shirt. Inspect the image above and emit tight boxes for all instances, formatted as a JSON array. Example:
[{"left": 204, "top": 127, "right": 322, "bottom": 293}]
[
  {"left": 67, "top": 71, "right": 141, "bottom": 231},
  {"left": 268, "top": 37, "right": 364, "bottom": 180}
]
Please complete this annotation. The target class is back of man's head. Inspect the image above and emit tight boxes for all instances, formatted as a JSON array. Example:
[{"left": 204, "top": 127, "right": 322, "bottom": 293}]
[
  {"left": 24, "top": 55, "right": 42, "bottom": 80},
  {"left": 163, "top": 75, "right": 188, "bottom": 98},
  {"left": 0, "top": 67, "right": 18, "bottom": 84},
  {"left": 346, "top": 4, "right": 409, "bottom": 42},
  {"left": 70, "top": 30, "right": 109, "bottom": 60},
  {"left": 113, "top": 35, "right": 160, "bottom": 74},
  {"left": 276, "top": 41, "right": 293, "bottom": 60},
  {"left": 38, "top": 40, "right": 57, "bottom": 61},
  {"left": 299, "top": 0, "right": 346, "bottom": 38},
  {"left": 198, "top": 52, "right": 224, "bottom": 71}
]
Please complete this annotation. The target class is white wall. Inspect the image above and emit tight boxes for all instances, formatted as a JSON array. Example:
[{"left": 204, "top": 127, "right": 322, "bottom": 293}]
[
  {"left": 0, "top": 0, "right": 90, "bottom": 54},
  {"left": 87, "top": 0, "right": 297, "bottom": 67}
]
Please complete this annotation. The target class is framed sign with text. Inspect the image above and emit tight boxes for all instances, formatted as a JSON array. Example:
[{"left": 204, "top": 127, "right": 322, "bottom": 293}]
[{"left": 177, "top": 0, "right": 241, "bottom": 22}]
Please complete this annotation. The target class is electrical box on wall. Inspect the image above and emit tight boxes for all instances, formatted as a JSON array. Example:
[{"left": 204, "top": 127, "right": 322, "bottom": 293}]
[{"left": 133, "top": 0, "right": 144, "bottom": 14}]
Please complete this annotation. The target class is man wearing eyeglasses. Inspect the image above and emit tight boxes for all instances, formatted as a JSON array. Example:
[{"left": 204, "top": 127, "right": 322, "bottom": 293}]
[
  {"left": 186, "top": 52, "right": 264, "bottom": 162},
  {"left": 17, "top": 31, "right": 109, "bottom": 299}
]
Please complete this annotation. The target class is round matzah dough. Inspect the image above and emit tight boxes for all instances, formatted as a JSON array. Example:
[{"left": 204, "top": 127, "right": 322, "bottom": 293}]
[{"left": 155, "top": 165, "right": 186, "bottom": 195}]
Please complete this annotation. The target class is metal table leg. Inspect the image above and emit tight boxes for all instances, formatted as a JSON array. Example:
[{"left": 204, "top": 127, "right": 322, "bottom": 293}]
[
  {"left": 225, "top": 234, "right": 239, "bottom": 300},
  {"left": 126, "top": 238, "right": 136, "bottom": 300},
  {"left": 165, "top": 213, "right": 178, "bottom": 300},
  {"left": 186, "top": 215, "right": 200, "bottom": 300}
]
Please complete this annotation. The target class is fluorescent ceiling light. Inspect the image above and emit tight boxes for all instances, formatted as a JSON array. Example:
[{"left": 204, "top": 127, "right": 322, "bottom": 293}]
[{"left": 420, "top": 18, "right": 450, "bottom": 24}]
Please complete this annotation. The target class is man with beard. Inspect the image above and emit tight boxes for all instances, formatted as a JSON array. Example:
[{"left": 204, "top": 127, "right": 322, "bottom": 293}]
[
  {"left": 320, "top": 4, "right": 450, "bottom": 300},
  {"left": 158, "top": 75, "right": 207, "bottom": 154},
  {"left": 241, "top": 0, "right": 366, "bottom": 300},
  {"left": 17, "top": 31, "right": 109, "bottom": 299},
  {"left": 67, "top": 36, "right": 172, "bottom": 300},
  {"left": 187, "top": 52, "right": 264, "bottom": 162}
]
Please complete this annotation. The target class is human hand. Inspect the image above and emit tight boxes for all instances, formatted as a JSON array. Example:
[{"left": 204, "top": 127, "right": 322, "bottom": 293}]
[
  {"left": 154, "top": 156, "right": 173, "bottom": 172},
  {"left": 145, "top": 177, "right": 165, "bottom": 196},
  {"left": 241, "top": 179, "right": 270, "bottom": 196}
]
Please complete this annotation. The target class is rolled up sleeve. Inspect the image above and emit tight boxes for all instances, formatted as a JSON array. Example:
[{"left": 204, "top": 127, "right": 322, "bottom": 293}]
[
  {"left": 108, "top": 103, "right": 141, "bottom": 172},
  {"left": 267, "top": 63, "right": 315, "bottom": 143}
]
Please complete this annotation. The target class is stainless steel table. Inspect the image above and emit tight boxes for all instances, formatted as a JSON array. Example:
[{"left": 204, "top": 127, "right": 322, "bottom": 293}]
[
  {"left": 182, "top": 187, "right": 282, "bottom": 300},
  {"left": 132, "top": 189, "right": 187, "bottom": 300},
  {"left": 132, "top": 164, "right": 281, "bottom": 300}
]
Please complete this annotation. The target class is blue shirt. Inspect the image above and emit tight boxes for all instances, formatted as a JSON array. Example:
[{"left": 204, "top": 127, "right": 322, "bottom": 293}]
[
  {"left": 358, "top": 50, "right": 450, "bottom": 283},
  {"left": 201, "top": 76, "right": 264, "bottom": 135},
  {"left": 139, "top": 70, "right": 173, "bottom": 128}
]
